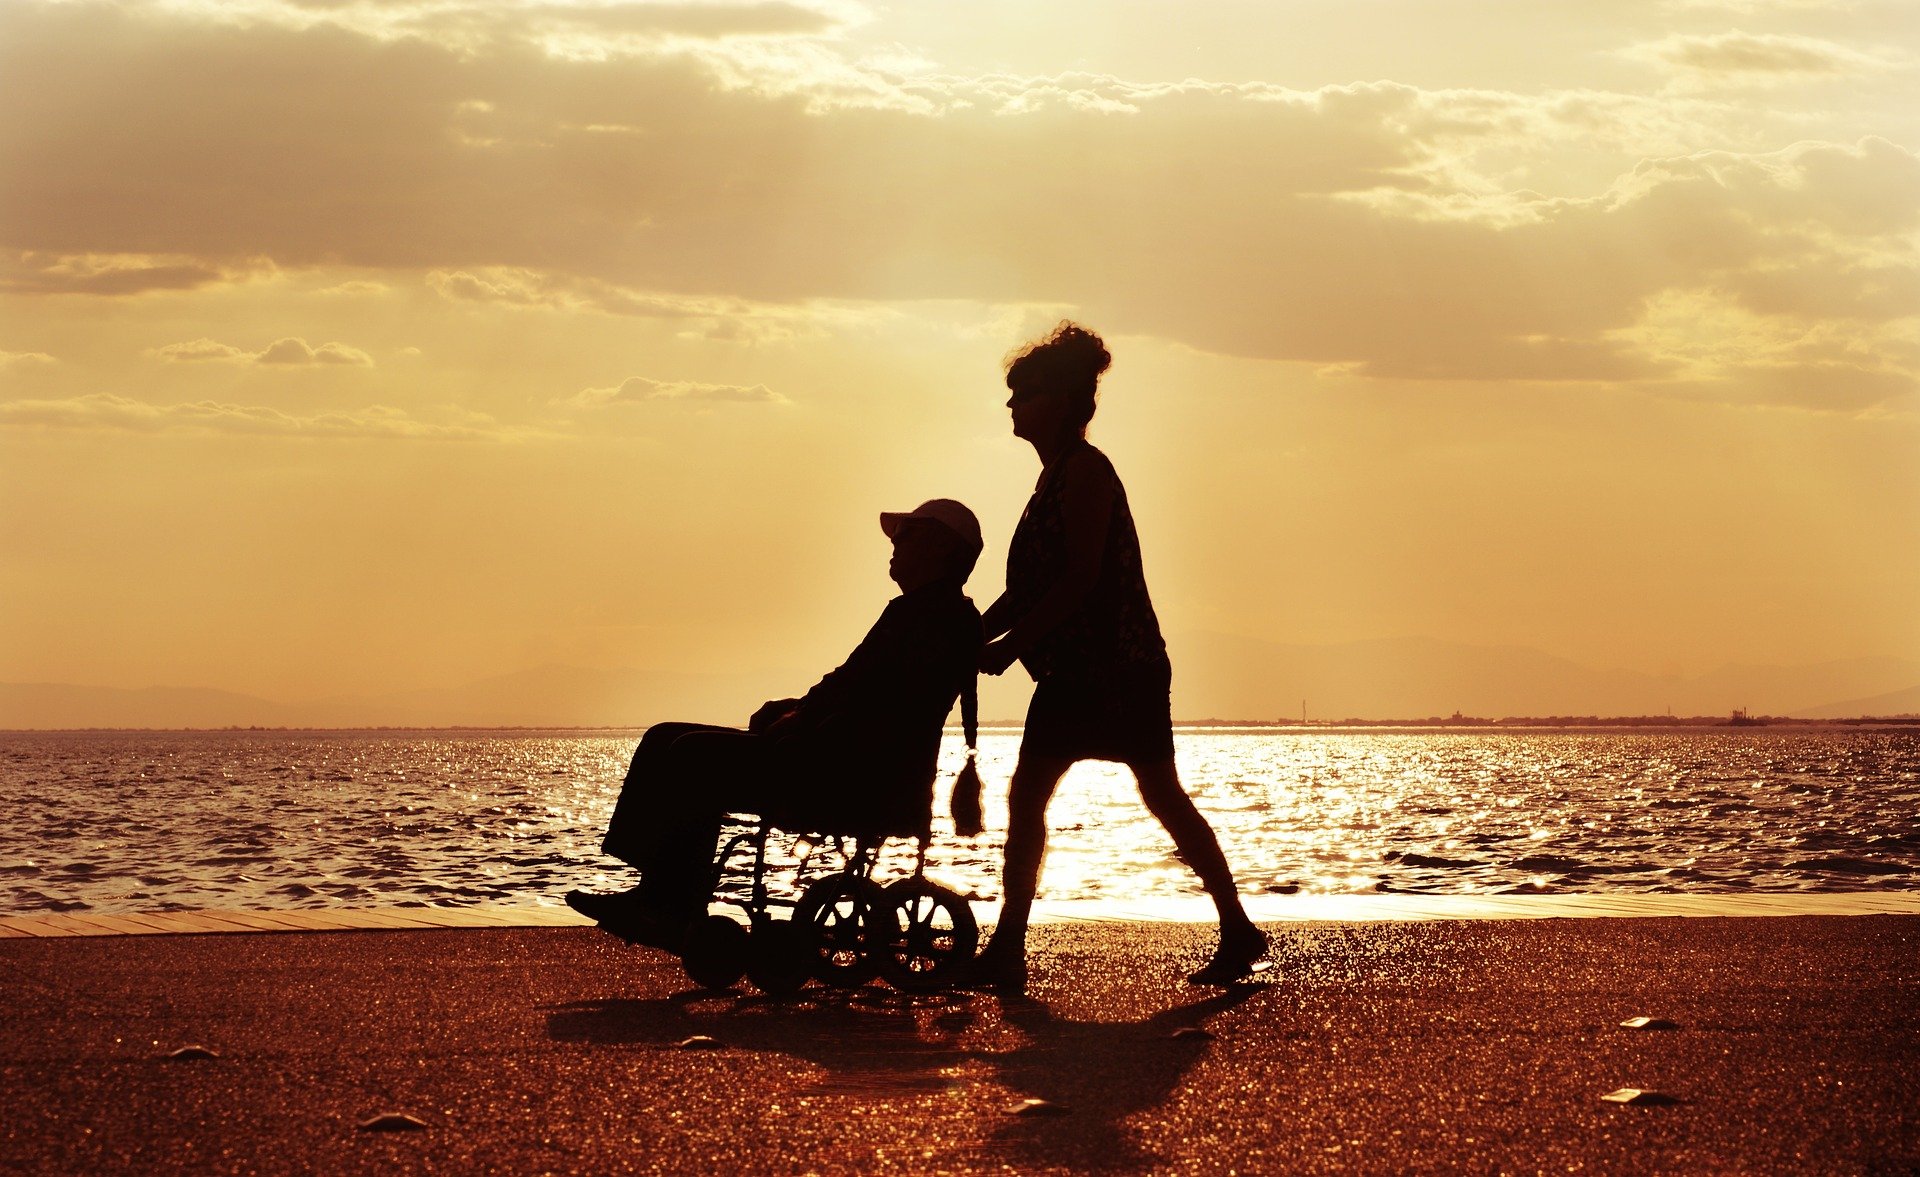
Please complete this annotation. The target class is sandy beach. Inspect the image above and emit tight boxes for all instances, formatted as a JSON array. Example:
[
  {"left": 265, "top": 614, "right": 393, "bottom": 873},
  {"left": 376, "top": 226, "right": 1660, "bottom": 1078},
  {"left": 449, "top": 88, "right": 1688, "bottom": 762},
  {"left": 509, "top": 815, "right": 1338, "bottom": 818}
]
[{"left": 3, "top": 910, "right": 1917, "bottom": 1175}]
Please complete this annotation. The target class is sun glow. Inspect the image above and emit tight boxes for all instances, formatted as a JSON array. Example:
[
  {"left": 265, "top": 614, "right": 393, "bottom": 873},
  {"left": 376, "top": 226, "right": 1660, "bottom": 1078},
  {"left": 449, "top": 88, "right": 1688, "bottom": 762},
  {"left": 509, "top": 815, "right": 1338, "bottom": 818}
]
[{"left": 1, "top": 0, "right": 1915, "bottom": 723}]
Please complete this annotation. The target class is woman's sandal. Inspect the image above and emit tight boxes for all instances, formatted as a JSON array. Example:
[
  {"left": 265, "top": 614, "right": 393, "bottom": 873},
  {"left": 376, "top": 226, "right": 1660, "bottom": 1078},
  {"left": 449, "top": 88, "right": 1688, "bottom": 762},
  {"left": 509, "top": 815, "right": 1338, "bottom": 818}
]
[
  {"left": 1187, "top": 927, "right": 1271, "bottom": 986},
  {"left": 955, "top": 946, "right": 1029, "bottom": 994}
]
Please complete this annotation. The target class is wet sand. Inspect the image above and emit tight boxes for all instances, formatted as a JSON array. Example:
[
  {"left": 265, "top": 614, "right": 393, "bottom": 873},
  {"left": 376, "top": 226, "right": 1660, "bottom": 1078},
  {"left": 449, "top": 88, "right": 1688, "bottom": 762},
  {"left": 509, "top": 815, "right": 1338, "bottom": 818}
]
[{"left": 3, "top": 914, "right": 1917, "bottom": 1174}]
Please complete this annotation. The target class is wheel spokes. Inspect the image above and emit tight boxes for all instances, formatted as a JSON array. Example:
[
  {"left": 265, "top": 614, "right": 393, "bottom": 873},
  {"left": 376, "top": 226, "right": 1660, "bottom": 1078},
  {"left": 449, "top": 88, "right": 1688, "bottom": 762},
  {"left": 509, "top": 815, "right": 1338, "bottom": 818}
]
[{"left": 795, "top": 874, "right": 886, "bottom": 986}]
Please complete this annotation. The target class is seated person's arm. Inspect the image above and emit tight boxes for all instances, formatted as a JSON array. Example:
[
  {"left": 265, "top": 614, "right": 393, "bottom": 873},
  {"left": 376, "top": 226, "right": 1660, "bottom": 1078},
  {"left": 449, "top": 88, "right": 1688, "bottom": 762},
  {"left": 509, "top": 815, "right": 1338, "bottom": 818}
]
[
  {"left": 749, "top": 697, "right": 802, "bottom": 734},
  {"left": 774, "top": 607, "right": 901, "bottom": 738},
  {"left": 782, "top": 600, "right": 969, "bottom": 740}
]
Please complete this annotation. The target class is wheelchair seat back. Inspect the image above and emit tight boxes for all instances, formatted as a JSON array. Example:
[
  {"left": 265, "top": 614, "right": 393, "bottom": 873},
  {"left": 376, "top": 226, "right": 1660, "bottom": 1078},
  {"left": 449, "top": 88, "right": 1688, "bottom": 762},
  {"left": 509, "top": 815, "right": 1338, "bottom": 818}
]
[{"left": 761, "top": 758, "right": 937, "bottom": 842}]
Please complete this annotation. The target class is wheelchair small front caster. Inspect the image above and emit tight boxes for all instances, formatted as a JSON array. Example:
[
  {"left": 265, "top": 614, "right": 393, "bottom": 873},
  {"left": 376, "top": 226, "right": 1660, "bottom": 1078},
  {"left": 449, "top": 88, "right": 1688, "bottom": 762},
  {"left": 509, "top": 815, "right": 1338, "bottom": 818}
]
[
  {"left": 746, "top": 918, "right": 813, "bottom": 998},
  {"left": 682, "top": 915, "right": 749, "bottom": 991}
]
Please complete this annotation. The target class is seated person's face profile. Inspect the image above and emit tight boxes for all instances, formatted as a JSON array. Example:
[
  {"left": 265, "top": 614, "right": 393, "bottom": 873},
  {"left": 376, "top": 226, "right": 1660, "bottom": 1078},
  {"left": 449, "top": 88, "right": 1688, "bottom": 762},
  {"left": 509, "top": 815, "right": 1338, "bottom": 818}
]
[{"left": 888, "top": 519, "right": 966, "bottom": 592}]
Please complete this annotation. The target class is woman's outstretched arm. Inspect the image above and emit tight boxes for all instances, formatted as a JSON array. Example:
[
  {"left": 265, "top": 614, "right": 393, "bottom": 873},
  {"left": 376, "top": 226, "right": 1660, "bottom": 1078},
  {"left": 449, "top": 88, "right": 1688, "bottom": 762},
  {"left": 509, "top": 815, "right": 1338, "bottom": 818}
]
[
  {"left": 979, "top": 592, "right": 1016, "bottom": 641},
  {"left": 982, "top": 450, "right": 1114, "bottom": 674}
]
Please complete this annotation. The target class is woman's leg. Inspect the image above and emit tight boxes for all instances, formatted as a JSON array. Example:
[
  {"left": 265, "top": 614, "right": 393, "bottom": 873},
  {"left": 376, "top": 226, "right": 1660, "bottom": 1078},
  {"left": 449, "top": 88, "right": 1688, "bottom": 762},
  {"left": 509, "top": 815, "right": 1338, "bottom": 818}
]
[
  {"left": 980, "top": 752, "right": 1075, "bottom": 962},
  {"left": 1130, "top": 756, "right": 1258, "bottom": 939}
]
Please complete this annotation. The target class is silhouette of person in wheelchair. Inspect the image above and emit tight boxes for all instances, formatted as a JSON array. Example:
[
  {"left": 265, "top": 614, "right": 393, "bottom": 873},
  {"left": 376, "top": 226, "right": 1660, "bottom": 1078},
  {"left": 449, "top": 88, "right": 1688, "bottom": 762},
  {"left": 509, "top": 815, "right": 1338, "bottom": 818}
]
[{"left": 568, "top": 500, "right": 984, "bottom": 960}]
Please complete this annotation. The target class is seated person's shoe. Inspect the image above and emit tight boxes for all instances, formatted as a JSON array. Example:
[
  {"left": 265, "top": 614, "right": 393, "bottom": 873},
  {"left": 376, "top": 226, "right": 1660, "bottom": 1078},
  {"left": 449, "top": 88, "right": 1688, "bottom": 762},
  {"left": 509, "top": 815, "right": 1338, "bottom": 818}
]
[
  {"left": 955, "top": 945, "right": 1028, "bottom": 994},
  {"left": 600, "top": 905, "right": 693, "bottom": 954},
  {"left": 1187, "top": 927, "right": 1270, "bottom": 986},
  {"left": 567, "top": 886, "right": 693, "bottom": 953},
  {"left": 564, "top": 885, "right": 648, "bottom": 925}
]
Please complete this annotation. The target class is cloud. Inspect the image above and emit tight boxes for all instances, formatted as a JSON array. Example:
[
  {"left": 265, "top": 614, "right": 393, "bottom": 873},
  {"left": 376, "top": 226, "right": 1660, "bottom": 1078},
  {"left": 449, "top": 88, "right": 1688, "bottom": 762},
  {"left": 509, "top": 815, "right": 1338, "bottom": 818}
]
[
  {"left": 427, "top": 268, "right": 696, "bottom": 314},
  {"left": 513, "top": 1, "right": 850, "bottom": 39},
  {"left": 1607, "top": 286, "right": 1918, "bottom": 408},
  {"left": 1629, "top": 31, "right": 1905, "bottom": 84},
  {"left": 266, "top": 0, "right": 862, "bottom": 54},
  {"left": 1, "top": 3, "right": 1913, "bottom": 405},
  {"left": 566, "top": 376, "right": 786, "bottom": 406},
  {"left": 153, "top": 337, "right": 376, "bottom": 365},
  {"left": 1665, "top": 0, "right": 1858, "bottom": 13},
  {"left": 0, "top": 393, "right": 517, "bottom": 439},
  {"left": 0, "top": 251, "right": 244, "bottom": 296},
  {"left": 1, "top": 348, "right": 56, "bottom": 368},
  {"left": 1615, "top": 135, "right": 1920, "bottom": 239},
  {"left": 258, "top": 337, "right": 376, "bottom": 365},
  {"left": 427, "top": 267, "right": 886, "bottom": 341},
  {"left": 152, "top": 338, "right": 254, "bottom": 363}
]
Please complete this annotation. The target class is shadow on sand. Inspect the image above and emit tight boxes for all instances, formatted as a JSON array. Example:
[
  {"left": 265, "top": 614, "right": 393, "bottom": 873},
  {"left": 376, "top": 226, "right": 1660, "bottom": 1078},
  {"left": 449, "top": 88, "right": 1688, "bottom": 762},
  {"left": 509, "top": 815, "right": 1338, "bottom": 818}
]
[{"left": 546, "top": 981, "right": 1268, "bottom": 1169}]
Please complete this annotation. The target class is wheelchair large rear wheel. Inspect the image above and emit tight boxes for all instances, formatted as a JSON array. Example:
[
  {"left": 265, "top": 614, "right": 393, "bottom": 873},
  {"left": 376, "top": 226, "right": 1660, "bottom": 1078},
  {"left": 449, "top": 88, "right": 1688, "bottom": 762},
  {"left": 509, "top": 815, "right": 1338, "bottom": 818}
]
[
  {"left": 681, "top": 914, "right": 749, "bottom": 991},
  {"left": 746, "top": 918, "right": 813, "bottom": 998},
  {"left": 793, "top": 875, "right": 886, "bottom": 988},
  {"left": 874, "top": 878, "right": 978, "bottom": 993}
]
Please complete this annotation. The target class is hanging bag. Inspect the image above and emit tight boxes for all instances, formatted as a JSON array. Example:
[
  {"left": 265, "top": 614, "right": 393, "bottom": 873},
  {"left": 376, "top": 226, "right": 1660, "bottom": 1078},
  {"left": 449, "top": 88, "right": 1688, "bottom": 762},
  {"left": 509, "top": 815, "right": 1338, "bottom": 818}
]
[{"left": 949, "top": 673, "right": 984, "bottom": 836}]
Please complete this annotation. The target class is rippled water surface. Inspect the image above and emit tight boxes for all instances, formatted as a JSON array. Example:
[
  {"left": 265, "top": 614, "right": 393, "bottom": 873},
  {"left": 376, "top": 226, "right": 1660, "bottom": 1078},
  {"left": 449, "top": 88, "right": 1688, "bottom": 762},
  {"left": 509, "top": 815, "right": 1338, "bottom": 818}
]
[{"left": 2, "top": 729, "right": 1916, "bottom": 915}]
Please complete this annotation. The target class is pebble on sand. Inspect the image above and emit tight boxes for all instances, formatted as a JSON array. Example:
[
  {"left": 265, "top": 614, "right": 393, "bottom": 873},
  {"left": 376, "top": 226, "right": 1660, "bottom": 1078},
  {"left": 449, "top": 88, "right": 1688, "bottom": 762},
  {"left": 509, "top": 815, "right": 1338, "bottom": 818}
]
[
  {"left": 1004, "top": 1098, "right": 1069, "bottom": 1117},
  {"left": 676, "top": 1035, "right": 723, "bottom": 1051},
  {"left": 1618, "top": 1017, "right": 1680, "bottom": 1030},
  {"left": 165, "top": 1045, "right": 219, "bottom": 1060},
  {"left": 357, "top": 1113, "right": 430, "bottom": 1132},
  {"left": 1600, "top": 1088, "right": 1682, "bottom": 1106}
]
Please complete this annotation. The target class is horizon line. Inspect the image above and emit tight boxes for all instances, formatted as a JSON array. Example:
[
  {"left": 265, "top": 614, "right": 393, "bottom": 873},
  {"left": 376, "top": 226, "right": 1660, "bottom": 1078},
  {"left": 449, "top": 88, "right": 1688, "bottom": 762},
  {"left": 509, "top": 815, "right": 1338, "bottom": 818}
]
[{"left": 4, "top": 715, "right": 1919, "bottom": 735}]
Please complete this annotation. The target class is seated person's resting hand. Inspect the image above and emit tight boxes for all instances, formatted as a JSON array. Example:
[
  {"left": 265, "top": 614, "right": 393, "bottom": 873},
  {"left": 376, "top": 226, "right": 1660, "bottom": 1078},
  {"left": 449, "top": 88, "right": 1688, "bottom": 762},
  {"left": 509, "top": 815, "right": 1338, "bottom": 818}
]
[
  {"left": 980, "top": 639, "right": 1020, "bottom": 676},
  {"left": 749, "top": 698, "right": 801, "bottom": 734}
]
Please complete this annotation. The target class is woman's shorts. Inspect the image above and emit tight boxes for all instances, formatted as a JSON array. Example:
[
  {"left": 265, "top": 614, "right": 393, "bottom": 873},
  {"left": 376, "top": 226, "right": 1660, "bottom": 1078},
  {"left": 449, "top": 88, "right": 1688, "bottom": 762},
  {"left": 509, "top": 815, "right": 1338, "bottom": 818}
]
[{"left": 1019, "top": 662, "right": 1176, "bottom": 766}]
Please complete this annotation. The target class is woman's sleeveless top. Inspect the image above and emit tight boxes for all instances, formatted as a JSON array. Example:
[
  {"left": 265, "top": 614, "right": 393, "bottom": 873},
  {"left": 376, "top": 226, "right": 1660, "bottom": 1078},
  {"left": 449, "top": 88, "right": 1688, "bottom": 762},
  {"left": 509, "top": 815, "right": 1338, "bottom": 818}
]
[{"left": 1005, "top": 442, "right": 1170, "bottom": 681}]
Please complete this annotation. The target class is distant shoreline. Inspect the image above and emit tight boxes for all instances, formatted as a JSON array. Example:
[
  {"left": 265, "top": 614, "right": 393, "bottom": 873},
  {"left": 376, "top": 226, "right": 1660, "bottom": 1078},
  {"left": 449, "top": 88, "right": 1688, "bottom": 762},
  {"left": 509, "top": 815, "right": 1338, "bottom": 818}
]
[{"left": 3, "top": 716, "right": 1916, "bottom": 734}]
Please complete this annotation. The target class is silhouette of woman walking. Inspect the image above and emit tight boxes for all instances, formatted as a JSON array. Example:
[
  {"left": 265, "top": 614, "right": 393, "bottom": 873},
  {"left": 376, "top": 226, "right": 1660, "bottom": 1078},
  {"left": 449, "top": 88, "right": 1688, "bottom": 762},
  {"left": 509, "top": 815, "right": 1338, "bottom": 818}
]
[{"left": 972, "top": 323, "right": 1267, "bottom": 989}]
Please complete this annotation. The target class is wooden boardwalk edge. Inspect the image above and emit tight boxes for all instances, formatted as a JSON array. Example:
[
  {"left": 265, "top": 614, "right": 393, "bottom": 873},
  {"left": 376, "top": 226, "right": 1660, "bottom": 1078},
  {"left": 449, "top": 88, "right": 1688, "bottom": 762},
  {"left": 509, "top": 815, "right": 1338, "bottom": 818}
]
[{"left": 3, "top": 893, "right": 1918, "bottom": 939}]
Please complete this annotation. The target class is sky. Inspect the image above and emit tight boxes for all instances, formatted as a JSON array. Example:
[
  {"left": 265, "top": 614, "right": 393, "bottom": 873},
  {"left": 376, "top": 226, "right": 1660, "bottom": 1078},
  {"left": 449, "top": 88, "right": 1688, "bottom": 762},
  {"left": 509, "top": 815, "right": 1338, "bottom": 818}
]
[{"left": 1, "top": 0, "right": 1917, "bottom": 717}]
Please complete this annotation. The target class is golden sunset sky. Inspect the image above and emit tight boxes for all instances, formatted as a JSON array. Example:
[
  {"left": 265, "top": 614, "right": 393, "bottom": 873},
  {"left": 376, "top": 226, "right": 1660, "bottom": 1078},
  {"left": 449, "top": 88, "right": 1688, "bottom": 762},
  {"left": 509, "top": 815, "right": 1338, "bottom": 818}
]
[{"left": 2, "top": 0, "right": 1917, "bottom": 720}]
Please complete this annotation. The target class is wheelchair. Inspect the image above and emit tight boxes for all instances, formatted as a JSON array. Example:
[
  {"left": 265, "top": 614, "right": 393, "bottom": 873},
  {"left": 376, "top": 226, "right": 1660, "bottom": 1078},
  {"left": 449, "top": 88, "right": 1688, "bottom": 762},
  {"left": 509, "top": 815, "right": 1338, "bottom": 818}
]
[{"left": 675, "top": 792, "right": 979, "bottom": 998}]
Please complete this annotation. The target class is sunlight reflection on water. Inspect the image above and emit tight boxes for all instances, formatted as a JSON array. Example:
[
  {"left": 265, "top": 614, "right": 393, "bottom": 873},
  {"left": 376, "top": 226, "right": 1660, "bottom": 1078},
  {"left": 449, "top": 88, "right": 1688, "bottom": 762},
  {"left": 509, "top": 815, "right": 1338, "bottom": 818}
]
[{"left": 1, "top": 729, "right": 1915, "bottom": 915}]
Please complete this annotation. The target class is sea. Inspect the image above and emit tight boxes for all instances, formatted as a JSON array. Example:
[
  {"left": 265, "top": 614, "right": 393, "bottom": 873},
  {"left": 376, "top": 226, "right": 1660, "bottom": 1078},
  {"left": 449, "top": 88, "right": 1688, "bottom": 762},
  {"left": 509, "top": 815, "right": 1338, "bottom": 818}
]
[{"left": 2, "top": 729, "right": 1916, "bottom": 916}]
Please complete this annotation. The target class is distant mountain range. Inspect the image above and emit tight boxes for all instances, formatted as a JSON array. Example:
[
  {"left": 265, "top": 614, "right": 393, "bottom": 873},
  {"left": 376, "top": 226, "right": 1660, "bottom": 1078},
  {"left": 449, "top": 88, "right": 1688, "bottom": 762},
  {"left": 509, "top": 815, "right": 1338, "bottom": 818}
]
[
  {"left": 1793, "top": 682, "right": 1920, "bottom": 721},
  {"left": 0, "top": 666, "right": 783, "bottom": 730},
  {"left": 4, "top": 636, "right": 1917, "bottom": 729}
]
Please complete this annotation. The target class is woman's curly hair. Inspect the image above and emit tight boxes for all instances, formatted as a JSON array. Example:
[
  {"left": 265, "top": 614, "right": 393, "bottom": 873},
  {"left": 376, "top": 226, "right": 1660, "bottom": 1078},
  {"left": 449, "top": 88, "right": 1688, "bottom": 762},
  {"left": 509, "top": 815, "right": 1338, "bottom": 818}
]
[{"left": 1006, "top": 321, "right": 1111, "bottom": 433}]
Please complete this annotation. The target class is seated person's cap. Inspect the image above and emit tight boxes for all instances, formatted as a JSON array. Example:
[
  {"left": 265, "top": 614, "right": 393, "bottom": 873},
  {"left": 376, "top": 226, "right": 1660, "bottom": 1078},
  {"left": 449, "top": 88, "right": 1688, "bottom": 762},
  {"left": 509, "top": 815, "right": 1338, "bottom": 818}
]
[{"left": 879, "top": 498, "right": 983, "bottom": 552}]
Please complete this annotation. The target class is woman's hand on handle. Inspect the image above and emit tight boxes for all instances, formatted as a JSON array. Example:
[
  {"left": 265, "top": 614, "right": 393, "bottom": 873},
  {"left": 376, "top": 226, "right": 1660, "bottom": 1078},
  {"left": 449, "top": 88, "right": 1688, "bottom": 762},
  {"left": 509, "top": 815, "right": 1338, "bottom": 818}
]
[
  {"left": 980, "top": 638, "right": 1021, "bottom": 676},
  {"left": 979, "top": 593, "right": 1015, "bottom": 642}
]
